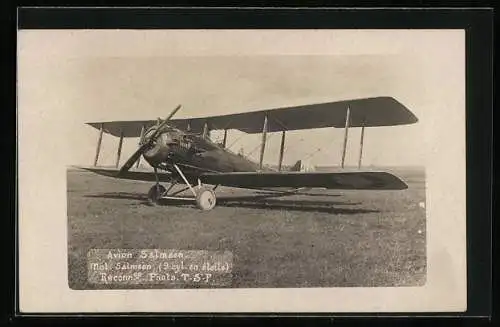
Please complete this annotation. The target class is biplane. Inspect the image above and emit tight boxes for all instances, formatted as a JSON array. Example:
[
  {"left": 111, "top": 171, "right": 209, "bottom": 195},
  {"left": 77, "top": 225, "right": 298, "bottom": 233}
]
[{"left": 79, "top": 96, "right": 418, "bottom": 210}]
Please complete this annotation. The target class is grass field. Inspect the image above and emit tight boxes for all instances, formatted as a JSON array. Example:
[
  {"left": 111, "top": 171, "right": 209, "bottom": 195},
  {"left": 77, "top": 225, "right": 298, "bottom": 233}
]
[{"left": 67, "top": 166, "right": 426, "bottom": 289}]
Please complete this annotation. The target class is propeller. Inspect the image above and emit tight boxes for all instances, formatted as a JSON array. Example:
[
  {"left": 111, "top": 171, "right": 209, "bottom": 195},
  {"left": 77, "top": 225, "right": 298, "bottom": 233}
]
[{"left": 118, "top": 104, "right": 182, "bottom": 174}]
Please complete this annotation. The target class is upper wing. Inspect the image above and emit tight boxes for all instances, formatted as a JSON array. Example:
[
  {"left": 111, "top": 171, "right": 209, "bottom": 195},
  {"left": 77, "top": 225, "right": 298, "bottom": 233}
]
[
  {"left": 199, "top": 171, "right": 408, "bottom": 190},
  {"left": 86, "top": 96, "right": 418, "bottom": 137}
]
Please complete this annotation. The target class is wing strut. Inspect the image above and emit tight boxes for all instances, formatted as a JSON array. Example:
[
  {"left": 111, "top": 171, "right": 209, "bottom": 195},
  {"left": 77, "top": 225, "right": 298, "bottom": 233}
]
[
  {"left": 278, "top": 130, "right": 286, "bottom": 171},
  {"left": 340, "top": 106, "right": 351, "bottom": 168},
  {"left": 222, "top": 129, "right": 228, "bottom": 148},
  {"left": 259, "top": 114, "right": 268, "bottom": 170},
  {"left": 136, "top": 125, "right": 145, "bottom": 168},
  {"left": 115, "top": 129, "right": 124, "bottom": 168},
  {"left": 358, "top": 123, "right": 365, "bottom": 169},
  {"left": 93, "top": 123, "right": 104, "bottom": 166},
  {"left": 202, "top": 121, "right": 209, "bottom": 139}
]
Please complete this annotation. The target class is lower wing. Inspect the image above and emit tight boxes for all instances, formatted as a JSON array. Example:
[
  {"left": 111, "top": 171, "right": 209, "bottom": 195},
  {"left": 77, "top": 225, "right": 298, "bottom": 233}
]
[
  {"left": 73, "top": 166, "right": 172, "bottom": 182},
  {"left": 72, "top": 166, "right": 407, "bottom": 190},
  {"left": 200, "top": 171, "right": 408, "bottom": 190}
]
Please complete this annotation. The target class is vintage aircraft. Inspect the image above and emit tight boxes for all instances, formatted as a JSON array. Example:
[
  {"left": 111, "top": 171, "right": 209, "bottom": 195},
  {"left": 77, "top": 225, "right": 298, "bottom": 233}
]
[{"left": 79, "top": 96, "right": 418, "bottom": 210}]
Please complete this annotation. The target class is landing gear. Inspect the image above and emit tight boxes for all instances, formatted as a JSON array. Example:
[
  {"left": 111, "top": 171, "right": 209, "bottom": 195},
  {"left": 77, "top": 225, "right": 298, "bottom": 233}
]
[
  {"left": 195, "top": 187, "right": 217, "bottom": 211},
  {"left": 147, "top": 164, "right": 219, "bottom": 210},
  {"left": 148, "top": 167, "right": 166, "bottom": 205},
  {"left": 147, "top": 184, "right": 166, "bottom": 205}
]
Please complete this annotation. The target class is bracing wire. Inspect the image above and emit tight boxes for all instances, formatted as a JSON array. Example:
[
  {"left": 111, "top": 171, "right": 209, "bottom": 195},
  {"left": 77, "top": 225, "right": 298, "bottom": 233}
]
[
  {"left": 226, "top": 132, "right": 247, "bottom": 150},
  {"left": 246, "top": 132, "right": 277, "bottom": 157},
  {"left": 97, "top": 135, "right": 116, "bottom": 167},
  {"left": 280, "top": 136, "right": 306, "bottom": 160},
  {"left": 303, "top": 147, "right": 322, "bottom": 161},
  {"left": 224, "top": 131, "right": 323, "bottom": 166}
]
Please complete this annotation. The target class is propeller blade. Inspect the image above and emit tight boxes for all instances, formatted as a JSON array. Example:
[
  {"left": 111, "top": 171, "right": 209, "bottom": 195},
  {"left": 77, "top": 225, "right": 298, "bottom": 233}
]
[
  {"left": 118, "top": 104, "right": 182, "bottom": 174},
  {"left": 150, "top": 104, "right": 182, "bottom": 139},
  {"left": 119, "top": 142, "right": 151, "bottom": 174}
]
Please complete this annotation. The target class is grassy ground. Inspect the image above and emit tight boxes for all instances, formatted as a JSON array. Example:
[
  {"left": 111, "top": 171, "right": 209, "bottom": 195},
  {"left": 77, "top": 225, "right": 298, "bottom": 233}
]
[{"left": 67, "top": 167, "right": 426, "bottom": 289}]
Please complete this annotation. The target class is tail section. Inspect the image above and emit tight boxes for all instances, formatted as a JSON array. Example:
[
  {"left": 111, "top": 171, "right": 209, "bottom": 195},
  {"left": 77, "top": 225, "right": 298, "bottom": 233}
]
[
  {"left": 288, "top": 160, "right": 316, "bottom": 172},
  {"left": 289, "top": 160, "right": 302, "bottom": 172}
]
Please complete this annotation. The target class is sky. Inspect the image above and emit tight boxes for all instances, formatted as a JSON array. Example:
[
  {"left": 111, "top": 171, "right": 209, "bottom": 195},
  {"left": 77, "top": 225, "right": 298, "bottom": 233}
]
[{"left": 18, "top": 30, "right": 465, "bottom": 168}]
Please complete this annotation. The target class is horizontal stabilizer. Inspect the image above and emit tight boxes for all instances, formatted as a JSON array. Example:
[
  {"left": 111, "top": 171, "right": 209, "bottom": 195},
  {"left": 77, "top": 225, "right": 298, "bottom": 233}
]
[{"left": 289, "top": 160, "right": 302, "bottom": 172}]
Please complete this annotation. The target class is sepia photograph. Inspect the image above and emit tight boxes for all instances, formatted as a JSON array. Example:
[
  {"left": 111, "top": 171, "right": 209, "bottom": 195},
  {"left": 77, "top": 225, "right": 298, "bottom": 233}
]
[
  {"left": 67, "top": 56, "right": 425, "bottom": 290},
  {"left": 18, "top": 28, "right": 467, "bottom": 312}
]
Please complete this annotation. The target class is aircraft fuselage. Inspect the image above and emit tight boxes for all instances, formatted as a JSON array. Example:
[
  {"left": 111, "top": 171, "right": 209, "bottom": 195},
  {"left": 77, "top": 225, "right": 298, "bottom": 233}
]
[{"left": 141, "top": 126, "right": 265, "bottom": 176}]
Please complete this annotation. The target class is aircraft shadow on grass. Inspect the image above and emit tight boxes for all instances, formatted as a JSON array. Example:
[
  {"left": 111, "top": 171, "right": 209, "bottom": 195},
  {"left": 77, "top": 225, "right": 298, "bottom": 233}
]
[
  {"left": 253, "top": 191, "right": 342, "bottom": 197},
  {"left": 84, "top": 192, "right": 379, "bottom": 215}
]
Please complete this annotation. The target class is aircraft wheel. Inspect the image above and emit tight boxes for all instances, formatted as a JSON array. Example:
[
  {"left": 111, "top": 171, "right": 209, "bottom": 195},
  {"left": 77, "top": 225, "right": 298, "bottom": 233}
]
[
  {"left": 148, "top": 184, "right": 166, "bottom": 205},
  {"left": 195, "top": 187, "right": 217, "bottom": 211}
]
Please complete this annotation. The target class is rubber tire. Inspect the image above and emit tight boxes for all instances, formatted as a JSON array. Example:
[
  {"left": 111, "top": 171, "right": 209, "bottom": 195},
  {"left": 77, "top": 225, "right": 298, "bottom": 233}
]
[
  {"left": 195, "top": 187, "right": 217, "bottom": 211},
  {"left": 148, "top": 184, "right": 166, "bottom": 205}
]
